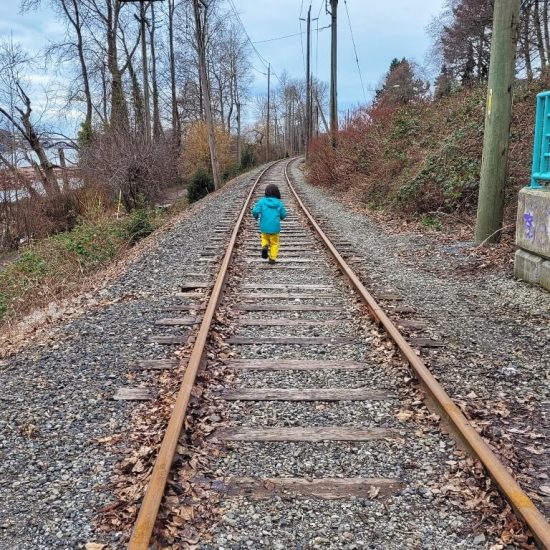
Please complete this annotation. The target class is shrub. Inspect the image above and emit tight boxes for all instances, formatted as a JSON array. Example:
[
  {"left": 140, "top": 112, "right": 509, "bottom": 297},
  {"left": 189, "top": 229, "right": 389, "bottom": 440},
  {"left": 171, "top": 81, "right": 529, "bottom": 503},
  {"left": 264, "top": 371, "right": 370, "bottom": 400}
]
[
  {"left": 306, "top": 78, "right": 548, "bottom": 222},
  {"left": 179, "top": 122, "right": 234, "bottom": 181},
  {"left": 240, "top": 145, "right": 256, "bottom": 169},
  {"left": 80, "top": 131, "right": 179, "bottom": 212},
  {"left": 54, "top": 220, "right": 124, "bottom": 267},
  {"left": 125, "top": 208, "right": 155, "bottom": 244},
  {"left": 222, "top": 164, "right": 241, "bottom": 182},
  {"left": 0, "top": 293, "right": 6, "bottom": 322},
  {"left": 18, "top": 250, "right": 46, "bottom": 275},
  {"left": 421, "top": 215, "right": 442, "bottom": 231},
  {"left": 187, "top": 169, "right": 214, "bottom": 203}
]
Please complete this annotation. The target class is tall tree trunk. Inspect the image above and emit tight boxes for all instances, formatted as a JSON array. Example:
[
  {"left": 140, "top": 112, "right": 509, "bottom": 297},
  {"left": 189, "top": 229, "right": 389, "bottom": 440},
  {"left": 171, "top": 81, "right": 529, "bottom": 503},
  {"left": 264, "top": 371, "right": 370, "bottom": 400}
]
[
  {"left": 6, "top": 89, "right": 61, "bottom": 196},
  {"left": 61, "top": 0, "right": 92, "bottom": 129},
  {"left": 168, "top": 0, "right": 180, "bottom": 145},
  {"left": 101, "top": 64, "right": 108, "bottom": 123},
  {"left": 126, "top": 49, "right": 145, "bottom": 134},
  {"left": 149, "top": 3, "right": 162, "bottom": 139},
  {"left": 107, "top": 1, "right": 129, "bottom": 131},
  {"left": 139, "top": 0, "right": 151, "bottom": 140},
  {"left": 522, "top": 11, "right": 534, "bottom": 80},
  {"left": 218, "top": 78, "right": 225, "bottom": 131},
  {"left": 535, "top": 0, "right": 547, "bottom": 72},
  {"left": 544, "top": 0, "right": 550, "bottom": 58},
  {"left": 58, "top": 148, "right": 70, "bottom": 192}
]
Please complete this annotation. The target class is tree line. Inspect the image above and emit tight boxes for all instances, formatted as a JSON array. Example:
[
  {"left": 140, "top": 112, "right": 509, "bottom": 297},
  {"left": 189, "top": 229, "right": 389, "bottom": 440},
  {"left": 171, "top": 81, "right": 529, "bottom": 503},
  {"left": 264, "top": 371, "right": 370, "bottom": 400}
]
[
  {"left": 0, "top": 0, "right": 322, "bottom": 250},
  {"left": 374, "top": 0, "right": 550, "bottom": 107}
]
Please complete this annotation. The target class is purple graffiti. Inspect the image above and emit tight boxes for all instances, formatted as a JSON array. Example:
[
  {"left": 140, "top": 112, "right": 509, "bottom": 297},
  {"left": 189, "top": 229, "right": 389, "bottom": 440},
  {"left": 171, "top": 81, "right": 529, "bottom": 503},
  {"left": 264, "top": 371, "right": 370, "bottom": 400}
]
[{"left": 523, "top": 210, "right": 536, "bottom": 242}]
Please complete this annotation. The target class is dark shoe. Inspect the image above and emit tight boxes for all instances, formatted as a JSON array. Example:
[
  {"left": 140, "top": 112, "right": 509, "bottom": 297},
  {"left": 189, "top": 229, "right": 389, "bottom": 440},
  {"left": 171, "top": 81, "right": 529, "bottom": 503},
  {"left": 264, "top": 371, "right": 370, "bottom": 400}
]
[
  {"left": 261, "top": 246, "right": 269, "bottom": 259},
  {"left": 268, "top": 258, "right": 276, "bottom": 264}
]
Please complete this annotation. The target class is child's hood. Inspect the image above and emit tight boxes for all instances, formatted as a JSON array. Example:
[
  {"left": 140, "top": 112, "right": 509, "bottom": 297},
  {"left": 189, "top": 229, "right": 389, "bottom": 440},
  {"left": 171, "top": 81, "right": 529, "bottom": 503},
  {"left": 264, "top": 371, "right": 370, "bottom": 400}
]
[{"left": 261, "top": 197, "right": 283, "bottom": 208}]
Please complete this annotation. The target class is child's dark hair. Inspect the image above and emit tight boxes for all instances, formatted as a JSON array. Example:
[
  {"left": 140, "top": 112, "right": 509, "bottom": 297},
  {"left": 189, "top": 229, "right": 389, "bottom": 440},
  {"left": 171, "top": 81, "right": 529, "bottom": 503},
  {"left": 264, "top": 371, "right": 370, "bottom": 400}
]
[{"left": 265, "top": 184, "right": 281, "bottom": 199}]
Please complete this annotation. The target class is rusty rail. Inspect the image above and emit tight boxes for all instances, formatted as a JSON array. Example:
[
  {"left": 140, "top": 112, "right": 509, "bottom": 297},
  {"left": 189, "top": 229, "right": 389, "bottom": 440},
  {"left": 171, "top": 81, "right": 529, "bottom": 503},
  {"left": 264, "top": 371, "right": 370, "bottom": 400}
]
[
  {"left": 284, "top": 159, "right": 550, "bottom": 548},
  {"left": 128, "top": 160, "right": 281, "bottom": 549}
]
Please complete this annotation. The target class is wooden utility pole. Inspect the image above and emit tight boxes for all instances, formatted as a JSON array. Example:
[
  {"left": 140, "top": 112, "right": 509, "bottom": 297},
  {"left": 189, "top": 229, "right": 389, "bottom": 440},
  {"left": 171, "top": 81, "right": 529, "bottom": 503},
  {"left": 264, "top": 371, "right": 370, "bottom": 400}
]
[
  {"left": 139, "top": 0, "right": 151, "bottom": 140},
  {"left": 192, "top": 0, "right": 221, "bottom": 189},
  {"left": 266, "top": 64, "right": 270, "bottom": 162},
  {"left": 329, "top": 0, "right": 338, "bottom": 140},
  {"left": 236, "top": 101, "right": 242, "bottom": 165},
  {"left": 315, "top": 92, "right": 329, "bottom": 134},
  {"left": 305, "top": 5, "right": 312, "bottom": 157},
  {"left": 475, "top": 0, "right": 521, "bottom": 244}
]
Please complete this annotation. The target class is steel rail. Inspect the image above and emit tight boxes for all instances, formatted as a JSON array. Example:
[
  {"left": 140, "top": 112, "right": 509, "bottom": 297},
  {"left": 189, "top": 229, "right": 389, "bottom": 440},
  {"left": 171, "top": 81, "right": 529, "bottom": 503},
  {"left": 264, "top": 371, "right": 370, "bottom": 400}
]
[
  {"left": 128, "top": 160, "right": 282, "bottom": 549},
  {"left": 284, "top": 160, "right": 550, "bottom": 548}
]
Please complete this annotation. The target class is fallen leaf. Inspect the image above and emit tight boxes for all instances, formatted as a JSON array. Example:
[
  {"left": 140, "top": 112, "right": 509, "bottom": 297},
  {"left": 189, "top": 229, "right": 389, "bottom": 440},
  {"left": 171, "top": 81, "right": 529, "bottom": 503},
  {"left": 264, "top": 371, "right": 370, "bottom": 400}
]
[
  {"left": 525, "top": 446, "right": 544, "bottom": 455},
  {"left": 176, "top": 506, "right": 195, "bottom": 521},
  {"left": 368, "top": 486, "right": 380, "bottom": 499},
  {"left": 395, "top": 410, "right": 413, "bottom": 421}
]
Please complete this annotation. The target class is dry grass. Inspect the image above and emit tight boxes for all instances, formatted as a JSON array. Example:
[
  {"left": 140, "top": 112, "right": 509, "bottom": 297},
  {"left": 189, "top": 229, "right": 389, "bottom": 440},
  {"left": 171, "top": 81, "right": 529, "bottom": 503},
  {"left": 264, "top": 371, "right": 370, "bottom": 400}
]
[
  {"left": 0, "top": 166, "right": 254, "bottom": 358},
  {"left": 0, "top": 209, "right": 159, "bottom": 326}
]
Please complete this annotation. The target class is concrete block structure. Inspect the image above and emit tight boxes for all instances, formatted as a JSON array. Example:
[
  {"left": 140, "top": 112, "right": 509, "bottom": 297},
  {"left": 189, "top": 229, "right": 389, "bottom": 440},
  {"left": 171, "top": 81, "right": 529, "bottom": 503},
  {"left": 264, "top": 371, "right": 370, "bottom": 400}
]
[{"left": 514, "top": 187, "right": 550, "bottom": 290}]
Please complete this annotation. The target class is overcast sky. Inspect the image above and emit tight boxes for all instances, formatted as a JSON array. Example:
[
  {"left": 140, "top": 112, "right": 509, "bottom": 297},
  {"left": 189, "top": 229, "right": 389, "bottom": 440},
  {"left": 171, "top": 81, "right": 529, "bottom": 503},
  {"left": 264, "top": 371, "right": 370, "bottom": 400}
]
[{"left": 0, "top": 0, "right": 445, "bottom": 134}]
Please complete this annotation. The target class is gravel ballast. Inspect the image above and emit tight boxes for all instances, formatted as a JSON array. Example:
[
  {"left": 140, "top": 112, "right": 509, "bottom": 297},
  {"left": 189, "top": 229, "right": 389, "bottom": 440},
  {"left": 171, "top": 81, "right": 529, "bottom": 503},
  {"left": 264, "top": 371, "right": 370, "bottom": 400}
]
[
  {"left": 0, "top": 168, "right": 263, "bottom": 549},
  {"left": 204, "top": 161, "right": 508, "bottom": 548},
  {"left": 289, "top": 159, "right": 550, "bottom": 521}
]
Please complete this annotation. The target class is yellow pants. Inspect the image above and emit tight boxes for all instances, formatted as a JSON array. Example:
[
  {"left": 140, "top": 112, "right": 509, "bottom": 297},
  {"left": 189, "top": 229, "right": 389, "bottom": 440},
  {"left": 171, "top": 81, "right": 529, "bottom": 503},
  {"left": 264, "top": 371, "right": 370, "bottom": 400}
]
[{"left": 261, "top": 233, "right": 280, "bottom": 260}]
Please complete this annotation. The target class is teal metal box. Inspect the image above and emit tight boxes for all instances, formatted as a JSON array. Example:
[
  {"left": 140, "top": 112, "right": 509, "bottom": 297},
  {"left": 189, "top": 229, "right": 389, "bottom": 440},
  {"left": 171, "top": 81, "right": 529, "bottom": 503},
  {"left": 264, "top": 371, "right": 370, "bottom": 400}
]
[{"left": 530, "top": 91, "right": 550, "bottom": 188}]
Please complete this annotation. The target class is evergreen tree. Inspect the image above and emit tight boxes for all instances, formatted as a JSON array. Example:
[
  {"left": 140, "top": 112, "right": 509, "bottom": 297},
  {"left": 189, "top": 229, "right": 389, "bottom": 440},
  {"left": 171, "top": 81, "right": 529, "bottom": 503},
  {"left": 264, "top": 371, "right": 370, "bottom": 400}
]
[
  {"left": 434, "top": 65, "right": 453, "bottom": 99},
  {"left": 375, "top": 58, "right": 429, "bottom": 105}
]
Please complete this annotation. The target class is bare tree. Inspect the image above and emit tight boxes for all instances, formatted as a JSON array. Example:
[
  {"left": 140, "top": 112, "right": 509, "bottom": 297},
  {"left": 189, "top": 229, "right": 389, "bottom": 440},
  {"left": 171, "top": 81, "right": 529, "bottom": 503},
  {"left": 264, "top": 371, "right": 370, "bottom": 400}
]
[{"left": 0, "top": 41, "right": 61, "bottom": 198}]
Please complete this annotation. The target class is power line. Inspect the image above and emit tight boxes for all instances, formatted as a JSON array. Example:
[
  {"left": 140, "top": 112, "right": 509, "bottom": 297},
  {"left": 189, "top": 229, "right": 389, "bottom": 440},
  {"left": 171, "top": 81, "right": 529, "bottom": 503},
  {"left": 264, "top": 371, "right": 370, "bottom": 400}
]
[
  {"left": 227, "top": 0, "right": 284, "bottom": 86},
  {"left": 343, "top": 0, "right": 367, "bottom": 103},
  {"left": 254, "top": 26, "right": 330, "bottom": 45}
]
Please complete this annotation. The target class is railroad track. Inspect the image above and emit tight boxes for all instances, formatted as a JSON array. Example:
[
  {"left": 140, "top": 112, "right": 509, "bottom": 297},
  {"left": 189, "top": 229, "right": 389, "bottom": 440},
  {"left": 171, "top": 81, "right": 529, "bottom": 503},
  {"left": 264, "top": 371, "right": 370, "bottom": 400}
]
[{"left": 127, "top": 158, "right": 550, "bottom": 548}]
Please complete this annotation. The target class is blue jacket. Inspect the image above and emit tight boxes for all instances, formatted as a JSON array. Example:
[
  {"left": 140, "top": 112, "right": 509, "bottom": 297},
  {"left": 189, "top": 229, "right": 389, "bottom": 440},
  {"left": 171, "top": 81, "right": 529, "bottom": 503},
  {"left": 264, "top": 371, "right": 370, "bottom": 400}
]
[{"left": 252, "top": 197, "right": 287, "bottom": 234}]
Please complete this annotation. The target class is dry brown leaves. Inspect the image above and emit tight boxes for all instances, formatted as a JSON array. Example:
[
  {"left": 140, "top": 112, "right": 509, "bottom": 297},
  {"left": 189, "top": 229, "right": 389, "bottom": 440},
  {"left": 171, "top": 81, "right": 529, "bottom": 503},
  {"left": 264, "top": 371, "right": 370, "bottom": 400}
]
[
  {"left": 93, "top": 312, "right": 237, "bottom": 548},
  {"left": 393, "top": 380, "right": 537, "bottom": 548}
]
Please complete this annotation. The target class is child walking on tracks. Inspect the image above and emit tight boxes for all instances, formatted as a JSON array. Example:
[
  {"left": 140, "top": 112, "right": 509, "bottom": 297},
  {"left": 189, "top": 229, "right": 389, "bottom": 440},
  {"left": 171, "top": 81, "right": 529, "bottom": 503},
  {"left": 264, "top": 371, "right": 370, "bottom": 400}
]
[{"left": 252, "top": 184, "right": 287, "bottom": 264}]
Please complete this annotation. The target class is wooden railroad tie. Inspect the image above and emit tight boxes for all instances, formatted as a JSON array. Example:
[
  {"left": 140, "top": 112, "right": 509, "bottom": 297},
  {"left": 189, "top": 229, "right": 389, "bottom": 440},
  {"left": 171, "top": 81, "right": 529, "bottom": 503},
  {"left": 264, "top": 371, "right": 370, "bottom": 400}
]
[
  {"left": 112, "top": 387, "right": 154, "bottom": 401},
  {"left": 164, "top": 304, "right": 206, "bottom": 312},
  {"left": 215, "top": 388, "right": 393, "bottom": 401},
  {"left": 246, "top": 258, "right": 316, "bottom": 263},
  {"left": 172, "top": 292, "right": 206, "bottom": 299},
  {"left": 236, "top": 318, "right": 343, "bottom": 326},
  {"left": 227, "top": 336, "right": 354, "bottom": 345},
  {"left": 397, "top": 319, "right": 428, "bottom": 330},
  {"left": 216, "top": 426, "right": 398, "bottom": 442},
  {"left": 409, "top": 337, "right": 445, "bottom": 348},
  {"left": 147, "top": 335, "right": 188, "bottom": 345},
  {"left": 132, "top": 359, "right": 179, "bottom": 370},
  {"left": 202, "top": 477, "right": 403, "bottom": 500},
  {"left": 240, "top": 283, "right": 333, "bottom": 290},
  {"left": 155, "top": 317, "right": 202, "bottom": 326},
  {"left": 235, "top": 304, "right": 343, "bottom": 312},
  {"left": 227, "top": 359, "right": 368, "bottom": 371},
  {"left": 239, "top": 293, "right": 338, "bottom": 299}
]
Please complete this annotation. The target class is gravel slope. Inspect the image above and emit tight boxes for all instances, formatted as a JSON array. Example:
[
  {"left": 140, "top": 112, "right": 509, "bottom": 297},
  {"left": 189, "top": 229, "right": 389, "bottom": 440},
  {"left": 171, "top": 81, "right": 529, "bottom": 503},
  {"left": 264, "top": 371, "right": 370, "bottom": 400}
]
[
  {"left": 0, "top": 168, "right": 263, "bottom": 549},
  {"left": 289, "top": 159, "right": 550, "bottom": 520}
]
